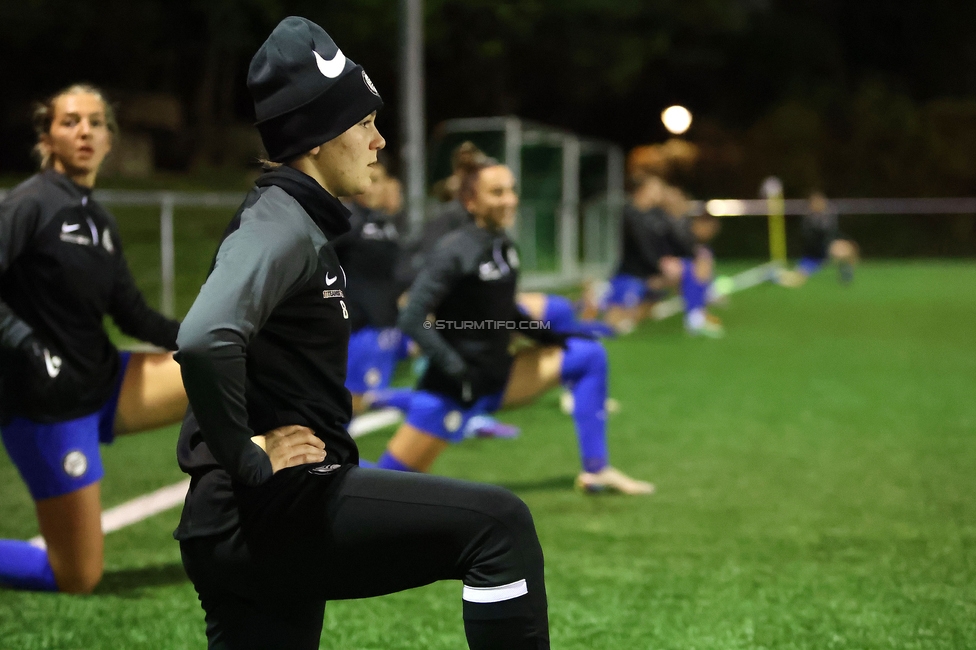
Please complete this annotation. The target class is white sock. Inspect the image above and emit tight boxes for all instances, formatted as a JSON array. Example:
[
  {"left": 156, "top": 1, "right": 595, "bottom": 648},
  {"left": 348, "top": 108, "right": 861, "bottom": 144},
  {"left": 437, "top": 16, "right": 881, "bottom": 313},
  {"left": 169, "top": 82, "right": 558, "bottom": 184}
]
[{"left": 685, "top": 308, "right": 706, "bottom": 330}]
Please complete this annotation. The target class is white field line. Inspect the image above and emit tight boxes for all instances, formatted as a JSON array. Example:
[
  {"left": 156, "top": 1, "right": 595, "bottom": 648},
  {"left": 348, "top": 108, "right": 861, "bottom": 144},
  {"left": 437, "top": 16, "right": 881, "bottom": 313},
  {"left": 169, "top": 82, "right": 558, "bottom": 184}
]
[
  {"left": 27, "top": 408, "right": 404, "bottom": 549},
  {"left": 650, "top": 262, "right": 780, "bottom": 320},
  {"left": 347, "top": 407, "right": 403, "bottom": 437}
]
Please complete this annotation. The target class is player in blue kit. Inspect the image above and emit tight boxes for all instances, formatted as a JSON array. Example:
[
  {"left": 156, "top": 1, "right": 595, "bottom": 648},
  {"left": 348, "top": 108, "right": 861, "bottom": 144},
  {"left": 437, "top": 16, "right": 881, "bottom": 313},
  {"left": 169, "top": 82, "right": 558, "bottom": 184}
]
[
  {"left": 600, "top": 174, "right": 723, "bottom": 337},
  {"left": 0, "top": 85, "right": 186, "bottom": 593},
  {"left": 415, "top": 142, "right": 615, "bottom": 342},
  {"left": 779, "top": 192, "right": 859, "bottom": 287},
  {"left": 332, "top": 163, "right": 413, "bottom": 415},
  {"left": 373, "top": 160, "right": 654, "bottom": 494}
]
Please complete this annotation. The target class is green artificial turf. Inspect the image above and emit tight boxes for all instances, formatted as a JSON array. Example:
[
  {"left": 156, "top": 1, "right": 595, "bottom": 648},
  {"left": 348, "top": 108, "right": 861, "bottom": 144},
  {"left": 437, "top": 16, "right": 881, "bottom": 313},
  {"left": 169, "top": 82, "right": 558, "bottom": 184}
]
[{"left": 2, "top": 261, "right": 975, "bottom": 648}]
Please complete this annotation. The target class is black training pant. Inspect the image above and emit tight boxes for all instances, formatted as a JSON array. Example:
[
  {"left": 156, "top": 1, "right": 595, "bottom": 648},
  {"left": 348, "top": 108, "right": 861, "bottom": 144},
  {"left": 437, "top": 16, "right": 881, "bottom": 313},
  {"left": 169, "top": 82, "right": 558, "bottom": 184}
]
[{"left": 180, "top": 466, "right": 549, "bottom": 649}]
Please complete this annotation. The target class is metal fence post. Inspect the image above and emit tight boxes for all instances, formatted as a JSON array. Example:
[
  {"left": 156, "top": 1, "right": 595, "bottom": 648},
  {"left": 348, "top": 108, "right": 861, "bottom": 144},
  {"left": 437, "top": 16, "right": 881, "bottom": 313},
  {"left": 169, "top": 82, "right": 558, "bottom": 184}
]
[
  {"left": 399, "top": 0, "right": 427, "bottom": 237},
  {"left": 606, "top": 145, "right": 626, "bottom": 271},
  {"left": 160, "top": 194, "right": 175, "bottom": 317},
  {"left": 560, "top": 135, "right": 581, "bottom": 282}
]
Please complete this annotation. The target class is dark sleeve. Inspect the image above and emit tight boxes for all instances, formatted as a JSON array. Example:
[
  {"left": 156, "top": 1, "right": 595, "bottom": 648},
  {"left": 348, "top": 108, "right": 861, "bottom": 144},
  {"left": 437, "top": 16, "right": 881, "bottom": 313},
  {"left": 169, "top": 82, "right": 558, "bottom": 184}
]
[
  {"left": 0, "top": 195, "right": 40, "bottom": 350},
  {"left": 396, "top": 239, "right": 468, "bottom": 378},
  {"left": 175, "top": 216, "right": 316, "bottom": 487},
  {"left": 667, "top": 217, "right": 696, "bottom": 258},
  {"left": 108, "top": 238, "right": 180, "bottom": 350},
  {"left": 625, "top": 207, "right": 664, "bottom": 267},
  {"left": 329, "top": 206, "right": 362, "bottom": 262}
]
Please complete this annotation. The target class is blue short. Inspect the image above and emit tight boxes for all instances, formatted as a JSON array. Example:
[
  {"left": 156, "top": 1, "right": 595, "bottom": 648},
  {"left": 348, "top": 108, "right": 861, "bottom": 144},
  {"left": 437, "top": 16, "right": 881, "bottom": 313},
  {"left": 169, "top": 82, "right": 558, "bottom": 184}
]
[
  {"left": 797, "top": 257, "right": 825, "bottom": 275},
  {"left": 346, "top": 327, "right": 410, "bottom": 394},
  {"left": 603, "top": 274, "right": 651, "bottom": 309},
  {"left": 404, "top": 390, "right": 505, "bottom": 443},
  {"left": 0, "top": 352, "right": 130, "bottom": 501}
]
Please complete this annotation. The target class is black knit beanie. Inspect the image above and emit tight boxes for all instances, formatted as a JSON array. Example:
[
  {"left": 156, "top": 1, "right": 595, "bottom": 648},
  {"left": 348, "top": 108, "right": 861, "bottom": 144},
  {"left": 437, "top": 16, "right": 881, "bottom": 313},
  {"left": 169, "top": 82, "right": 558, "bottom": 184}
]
[{"left": 248, "top": 16, "right": 383, "bottom": 162}]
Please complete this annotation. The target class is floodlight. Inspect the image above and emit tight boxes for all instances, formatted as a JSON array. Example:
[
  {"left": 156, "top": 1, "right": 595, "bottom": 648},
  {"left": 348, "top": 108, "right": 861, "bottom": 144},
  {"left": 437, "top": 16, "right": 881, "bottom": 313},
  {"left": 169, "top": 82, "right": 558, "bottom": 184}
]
[{"left": 661, "top": 105, "right": 692, "bottom": 135}]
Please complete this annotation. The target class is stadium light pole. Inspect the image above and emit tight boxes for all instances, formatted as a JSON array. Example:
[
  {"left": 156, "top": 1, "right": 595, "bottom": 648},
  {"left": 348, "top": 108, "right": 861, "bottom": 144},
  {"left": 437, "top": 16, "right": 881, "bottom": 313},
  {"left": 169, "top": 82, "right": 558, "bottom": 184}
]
[{"left": 399, "top": 0, "right": 426, "bottom": 236}]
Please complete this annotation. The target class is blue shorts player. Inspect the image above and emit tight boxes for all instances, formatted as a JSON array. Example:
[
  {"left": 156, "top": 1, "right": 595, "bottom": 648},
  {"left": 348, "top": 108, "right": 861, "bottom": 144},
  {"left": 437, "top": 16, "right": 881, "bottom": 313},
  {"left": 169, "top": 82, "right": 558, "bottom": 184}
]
[
  {"left": 0, "top": 84, "right": 186, "bottom": 594},
  {"left": 375, "top": 160, "right": 653, "bottom": 494},
  {"left": 600, "top": 175, "right": 723, "bottom": 337},
  {"left": 780, "top": 192, "right": 858, "bottom": 287},
  {"left": 332, "top": 162, "right": 418, "bottom": 415}
]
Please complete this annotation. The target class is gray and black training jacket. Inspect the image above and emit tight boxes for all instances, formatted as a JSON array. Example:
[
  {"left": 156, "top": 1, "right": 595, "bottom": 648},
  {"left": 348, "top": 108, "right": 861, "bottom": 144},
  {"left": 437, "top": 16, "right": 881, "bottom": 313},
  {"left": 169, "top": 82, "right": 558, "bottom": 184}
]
[
  {"left": 174, "top": 166, "right": 354, "bottom": 540},
  {"left": 397, "top": 222, "right": 568, "bottom": 406},
  {"left": 617, "top": 204, "right": 695, "bottom": 277},
  {"left": 0, "top": 170, "right": 179, "bottom": 423}
]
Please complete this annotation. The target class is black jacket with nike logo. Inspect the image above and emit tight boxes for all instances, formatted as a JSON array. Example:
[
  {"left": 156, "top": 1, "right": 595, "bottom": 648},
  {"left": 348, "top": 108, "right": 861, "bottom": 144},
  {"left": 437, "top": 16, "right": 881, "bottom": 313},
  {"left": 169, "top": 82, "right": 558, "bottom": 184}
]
[
  {"left": 0, "top": 170, "right": 179, "bottom": 423},
  {"left": 617, "top": 204, "right": 694, "bottom": 277},
  {"left": 174, "top": 165, "right": 355, "bottom": 540},
  {"left": 330, "top": 201, "right": 404, "bottom": 332},
  {"left": 398, "top": 222, "right": 562, "bottom": 405}
]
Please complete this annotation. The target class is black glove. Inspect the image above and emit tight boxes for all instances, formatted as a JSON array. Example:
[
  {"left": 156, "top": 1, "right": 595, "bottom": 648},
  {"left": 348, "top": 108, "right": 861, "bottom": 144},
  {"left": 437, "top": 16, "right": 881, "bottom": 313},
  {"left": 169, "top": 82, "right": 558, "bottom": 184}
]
[
  {"left": 451, "top": 364, "right": 480, "bottom": 407},
  {"left": 18, "top": 336, "right": 63, "bottom": 393}
]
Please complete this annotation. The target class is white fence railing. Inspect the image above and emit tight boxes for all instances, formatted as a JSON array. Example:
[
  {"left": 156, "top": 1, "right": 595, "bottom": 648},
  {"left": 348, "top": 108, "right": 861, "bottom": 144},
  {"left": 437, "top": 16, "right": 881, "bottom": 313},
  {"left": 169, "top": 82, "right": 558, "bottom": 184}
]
[
  {"left": 703, "top": 197, "right": 976, "bottom": 216},
  {"left": 3, "top": 187, "right": 975, "bottom": 315},
  {"left": 0, "top": 188, "right": 241, "bottom": 316}
]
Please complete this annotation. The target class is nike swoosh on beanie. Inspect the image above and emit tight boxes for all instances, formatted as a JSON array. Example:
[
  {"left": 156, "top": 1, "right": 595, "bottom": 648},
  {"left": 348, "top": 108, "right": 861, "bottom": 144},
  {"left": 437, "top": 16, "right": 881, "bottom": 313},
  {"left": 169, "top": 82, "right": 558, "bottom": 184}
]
[{"left": 248, "top": 16, "right": 383, "bottom": 163}]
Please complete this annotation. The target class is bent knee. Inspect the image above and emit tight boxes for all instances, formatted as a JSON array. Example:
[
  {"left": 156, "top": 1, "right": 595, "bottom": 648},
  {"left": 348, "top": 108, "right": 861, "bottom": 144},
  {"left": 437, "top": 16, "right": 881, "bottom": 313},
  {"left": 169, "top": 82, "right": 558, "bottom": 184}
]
[
  {"left": 659, "top": 257, "right": 684, "bottom": 282},
  {"left": 694, "top": 256, "right": 713, "bottom": 282},
  {"left": 479, "top": 486, "right": 536, "bottom": 535},
  {"left": 565, "top": 337, "right": 608, "bottom": 376},
  {"left": 830, "top": 239, "right": 857, "bottom": 260},
  {"left": 54, "top": 563, "right": 103, "bottom": 594}
]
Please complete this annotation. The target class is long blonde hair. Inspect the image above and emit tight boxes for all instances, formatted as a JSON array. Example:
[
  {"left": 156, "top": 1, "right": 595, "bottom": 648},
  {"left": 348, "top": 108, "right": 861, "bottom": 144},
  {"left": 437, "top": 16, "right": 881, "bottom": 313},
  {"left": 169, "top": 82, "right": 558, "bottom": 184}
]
[{"left": 32, "top": 83, "right": 119, "bottom": 170}]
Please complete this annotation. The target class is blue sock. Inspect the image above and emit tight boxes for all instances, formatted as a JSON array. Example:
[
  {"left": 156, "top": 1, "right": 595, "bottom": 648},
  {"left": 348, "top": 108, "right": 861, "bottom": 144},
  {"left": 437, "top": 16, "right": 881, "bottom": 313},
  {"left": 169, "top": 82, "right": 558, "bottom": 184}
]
[
  {"left": 370, "top": 388, "right": 414, "bottom": 412},
  {"left": 797, "top": 257, "right": 822, "bottom": 275},
  {"left": 358, "top": 459, "right": 377, "bottom": 468},
  {"left": 376, "top": 451, "right": 416, "bottom": 472},
  {"left": 560, "top": 337, "right": 610, "bottom": 473},
  {"left": 681, "top": 259, "right": 709, "bottom": 313},
  {"left": 542, "top": 295, "right": 576, "bottom": 332},
  {"left": 0, "top": 540, "right": 58, "bottom": 591}
]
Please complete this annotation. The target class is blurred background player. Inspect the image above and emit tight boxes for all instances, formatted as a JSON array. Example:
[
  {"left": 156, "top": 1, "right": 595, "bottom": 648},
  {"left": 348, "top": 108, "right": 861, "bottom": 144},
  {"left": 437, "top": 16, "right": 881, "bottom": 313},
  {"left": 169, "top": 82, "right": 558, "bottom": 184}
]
[
  {"left": 373, "top": 160, "right": 653, "bottom": 494},
  {"left": 398, "top": 141, "right": 489, "bottom": 288},
  {"left": 333, "top": 161, "right": 413, "bottom": 415},
  {"left": 599, "top": 174, "right": 671, "bottom": 333},
  {"left": 598, "top": 173, "right": 723, "bottom": 337},
  {"left": 664, "top": 187, "right": 725, "bottom": 335},
  {"left": 351, "top": 152, "right": 517, "bottom": 438},
  {"left": 779, "top": 191, "right": 859, "bottom": 287},
  {"left": 402, "top": 142, "right": 614, "bottom": 433},
  {"left": 418, "top": 142, "right": 614, "bottom": 339},
  {"left": 0, "top": 84, "right": 186, "bottom": 593}
]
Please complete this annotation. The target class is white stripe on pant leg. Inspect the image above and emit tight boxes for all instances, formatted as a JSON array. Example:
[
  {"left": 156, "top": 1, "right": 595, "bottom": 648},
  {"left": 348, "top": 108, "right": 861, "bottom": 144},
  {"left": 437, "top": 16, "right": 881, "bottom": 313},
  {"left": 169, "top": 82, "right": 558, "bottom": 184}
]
[{"left": 462, "top": 579, "right": 528, "bottom": 603}]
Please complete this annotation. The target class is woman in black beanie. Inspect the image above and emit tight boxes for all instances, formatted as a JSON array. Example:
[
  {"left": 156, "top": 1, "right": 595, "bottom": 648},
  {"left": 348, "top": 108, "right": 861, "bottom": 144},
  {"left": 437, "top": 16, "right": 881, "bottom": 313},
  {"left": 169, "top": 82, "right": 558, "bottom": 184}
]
[{"left": 175, "top": 17, "right": 550, "bottom": 650}]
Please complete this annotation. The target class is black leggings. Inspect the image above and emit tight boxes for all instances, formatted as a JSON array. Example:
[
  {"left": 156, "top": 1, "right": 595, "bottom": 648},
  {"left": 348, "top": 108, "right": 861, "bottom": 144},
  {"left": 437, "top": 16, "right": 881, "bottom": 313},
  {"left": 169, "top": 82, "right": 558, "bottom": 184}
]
[{"left": 180, "top": 466, "right": 549, "bottom": 649}]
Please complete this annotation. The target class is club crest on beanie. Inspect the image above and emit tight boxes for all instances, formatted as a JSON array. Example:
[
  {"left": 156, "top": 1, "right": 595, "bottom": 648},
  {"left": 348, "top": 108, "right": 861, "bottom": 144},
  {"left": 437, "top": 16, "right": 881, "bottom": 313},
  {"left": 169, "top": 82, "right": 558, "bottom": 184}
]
[{"left": 248, "top": 16, "right": 383, "bottom": 162}]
